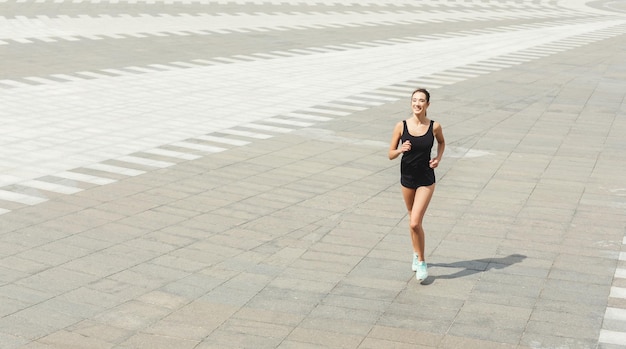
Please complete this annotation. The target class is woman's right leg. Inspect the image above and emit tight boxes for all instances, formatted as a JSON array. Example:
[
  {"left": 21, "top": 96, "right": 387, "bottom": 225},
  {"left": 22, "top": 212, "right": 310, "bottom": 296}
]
[
  {"left": 402, "top": 185, "right": 435, "bottom": 262},
  {"left": 401, "top": 186, "right": 420, "bottom": 256}
]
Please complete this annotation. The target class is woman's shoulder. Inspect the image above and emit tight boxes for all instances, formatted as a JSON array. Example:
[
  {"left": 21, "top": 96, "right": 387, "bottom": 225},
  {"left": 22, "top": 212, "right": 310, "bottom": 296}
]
[
  {"left": 431, "top": 120, "right": 443, "bottom": 135},
  {"left": 394, "top": 119, "right": 407, "bottom": 128}
]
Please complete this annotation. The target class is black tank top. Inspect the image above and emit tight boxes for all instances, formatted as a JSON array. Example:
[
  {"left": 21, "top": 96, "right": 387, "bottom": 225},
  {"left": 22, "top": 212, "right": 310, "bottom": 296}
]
[{"left": 400, "top": 120, "right": 435, "bottom": 188}]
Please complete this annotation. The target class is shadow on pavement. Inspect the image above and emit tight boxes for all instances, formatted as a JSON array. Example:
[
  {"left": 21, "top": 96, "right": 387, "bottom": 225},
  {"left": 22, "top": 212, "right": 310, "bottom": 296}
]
[{"left": 424, "top": 254, "right": 527, "bottom": 283}]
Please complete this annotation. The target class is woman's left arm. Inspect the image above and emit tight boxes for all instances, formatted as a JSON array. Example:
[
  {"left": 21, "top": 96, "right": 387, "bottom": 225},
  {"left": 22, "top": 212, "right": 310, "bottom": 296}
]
[{"left": 429, "top": 122, "right": 445, "bottom": 168}]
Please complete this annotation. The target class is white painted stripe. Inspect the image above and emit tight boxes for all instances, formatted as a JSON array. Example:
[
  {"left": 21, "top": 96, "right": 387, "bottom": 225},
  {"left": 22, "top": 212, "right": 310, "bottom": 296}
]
[
  {"left": 620, "top": 252, "right": 626, "bottom": 261},
  {"left": 117, "top": 156, "right": 175, "bottom": 168},
  {"left": 0, "top": 80, "right": 30, "bottom": 87},
  {"left": 299, "top": 107, "right": 351, "bottom": 116},
  {"left": 373, "top": 89, "right": 408, "bottom": 97},
  {"left": 77, "top": 71, "right": 113, "bottom": 78},
  {"left": 440, "top": 70, "right": 480, "bottom": 78},
  {"left": 54, "top": 171, "right": 116, "bottom": 185},
  {"left": 12, "top": 38, "right": 32, "bottom": 43},
  {"left": 169, "top": 61, "right": 202, "bottom": 68},
  {"left": 23, "top": 77, "right": 58, "bottom": 84},
  {"left": 99, "top": 69, "right": 130, "bottom": 75},
  {"left": 265, "top": 118, "right": 314, "bottom": 127},
  {"left": 59, "top": 36, "right": 80, "bottom": 41},
  {"left": 610, "top": 287, "right": 626, "bottom": 299},
  {"left": 0, "top": 208, "right": 10, "bottom": 215},
  {"left": 80, "top": 35, "right": 102, "bottom": 40},
  {"left": 211, "top": 57, "right": 242, "bottom": 63},
  {"left": 219, "top": 129, "right": 273, "bottom": 140},
  {"left": 324, "top": 45, "right": 349, "bottom": 51},
  {"left": 356, "top": 93, "right": 400, "bottom": 101},
  {"left": 605, "top": 307, "right": 626, "bottom": 321},
  {"left": 319, "top": 103, "right": 368, "bottom": 111},
  {"left": 195, "top": 135, "right": 250, "bottom": 146},
  {"left": 36, "top": 37, "right": 57, "bottom": 43},
  {"left": 20, "top": 180, "right": 82, "bottom": 195},
  {"left": 232, "top": 55, "right": 257, "bottom": 61},
  {"left": 451, "top": 64, "right": 498, "bottom": 72},
  {"left": 421, "top": 75, "right": 466, "bottom": 83},
  {"left": 616, "top": 268, "right": 626, "bottom": 279},
  {"left": 83, "top": 163, "right": 145, "bottom": 176},
  {"left": 479, "top": 61, "right": 514, "bottom": 68},
  {"left": 289, "top": 48, "right": 320, "bottom": 54},
  {"left": 623, "top": 236, "right": 626, "bottom": 244},
  {"left": 147, "top": 64, "right": 176, "bottom": 70},
  {"left": 599, "top": 329, "right": 626, "bottom": 345},
  {"left": 415, "top": 75, "right": 451, "bottom": 84},
  {"left": 0, "top": 190, "right": 47, "bottom": 205},
  {"left": 191, "top": 59, "right": 219, "bottom": 65},
  {"left": 123, "top": 66, "right": 159, "bottom": 73},
  {"left": 334, "top": 98, "right": 384, "bottom": 106},
  {"left": 141, "top": 148, "right": 201, "bottom": 160},
  {"left": 49, "top": 74, "right": 84, "bottom": 81},
  {"left": 171, "top": 141, "right": 226, "bottom": 153},
  {"left": 465, "top": 63, "right": 503, "bottom": 71},
  {"left": 269, "top": 50, "right": 297, "bottom": 57},
  {"left": 251, "top": 53, "right": 282, "bottom": 59},
  {"left": 380, "top": 85, "right": 412, "bottom": 92},
  {"left": 283, "top": 112, "right": 332, "bottom": 122},
  {"left": 488, "top": 58, "right": 524, "bottom": 65},
  {"left": 240, "top": 123, "right": 293, "bottom": 133}
]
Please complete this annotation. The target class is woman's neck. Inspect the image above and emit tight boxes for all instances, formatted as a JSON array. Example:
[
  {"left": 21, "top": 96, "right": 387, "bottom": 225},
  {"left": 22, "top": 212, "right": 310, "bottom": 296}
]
[{"left": 413, "top": 113, "right": 428, "bottom": 124}]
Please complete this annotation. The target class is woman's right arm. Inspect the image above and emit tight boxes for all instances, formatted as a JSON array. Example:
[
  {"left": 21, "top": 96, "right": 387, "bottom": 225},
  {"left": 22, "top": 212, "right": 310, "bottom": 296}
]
[{"left": 388, "top": 122, "right": 405, "bottom": 160}]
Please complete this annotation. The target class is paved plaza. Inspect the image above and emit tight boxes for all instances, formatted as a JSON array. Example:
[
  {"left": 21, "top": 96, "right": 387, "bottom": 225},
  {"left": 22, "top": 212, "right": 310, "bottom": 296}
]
[{"left": 1, "top": 0, "right": 626, "bottom": 348}]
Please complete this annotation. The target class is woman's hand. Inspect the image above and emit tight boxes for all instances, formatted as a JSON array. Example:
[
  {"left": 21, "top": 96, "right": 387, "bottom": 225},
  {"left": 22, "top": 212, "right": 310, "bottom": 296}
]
[
  {"left": 429, "top": 158, "right": 439, "bottom": 168},
  {"left": 400, "top": 140, "right": 411, "bottom": 153}
]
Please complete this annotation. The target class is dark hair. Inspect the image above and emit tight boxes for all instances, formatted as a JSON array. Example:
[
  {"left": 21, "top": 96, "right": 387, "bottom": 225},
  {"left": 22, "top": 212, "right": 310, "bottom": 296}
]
[{"left": 411, "top": 88, "right": 430, "bottom": 102}]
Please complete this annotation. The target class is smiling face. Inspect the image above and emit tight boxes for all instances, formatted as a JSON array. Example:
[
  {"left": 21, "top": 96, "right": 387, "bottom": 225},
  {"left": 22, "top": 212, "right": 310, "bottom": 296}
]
[{"left": 411, "top": 91, "right": 430, "bottom": 115}]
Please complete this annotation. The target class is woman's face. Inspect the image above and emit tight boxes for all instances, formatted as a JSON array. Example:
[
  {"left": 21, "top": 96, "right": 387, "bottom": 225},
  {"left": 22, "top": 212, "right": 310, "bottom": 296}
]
[{"left": 411, "top": 92, "right": 429, "bottom": 114}]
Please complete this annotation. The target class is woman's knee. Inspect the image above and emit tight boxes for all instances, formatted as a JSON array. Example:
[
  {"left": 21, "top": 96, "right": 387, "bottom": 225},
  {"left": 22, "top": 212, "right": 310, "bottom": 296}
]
[{"left": 409, "top": 220, "right": 423, "bottom": 232}]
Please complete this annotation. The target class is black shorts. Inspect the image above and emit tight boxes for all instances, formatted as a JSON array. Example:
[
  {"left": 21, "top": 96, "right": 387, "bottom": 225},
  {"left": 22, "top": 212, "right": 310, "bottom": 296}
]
[{"left": 401, "top": 171, "right": 435, "bottom": 189}]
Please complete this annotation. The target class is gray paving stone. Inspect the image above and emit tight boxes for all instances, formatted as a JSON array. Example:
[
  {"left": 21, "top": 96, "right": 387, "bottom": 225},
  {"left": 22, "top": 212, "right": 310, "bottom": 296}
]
[
  {"left": 0, "top": 333, "right": 29, "bottom": 349},
  {"left": 447, "top": 323, "right": 522, "bottom": 345},
  {"left": 286, "top": 327, "right": 364, "bottom": 348},
  {"left": 117, "top": 332, "right": 199, "bottom": 349}
]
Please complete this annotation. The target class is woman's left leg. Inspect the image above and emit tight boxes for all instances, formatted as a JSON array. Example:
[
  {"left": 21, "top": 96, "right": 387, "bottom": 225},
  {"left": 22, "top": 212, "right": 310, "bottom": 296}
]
[{"left": 409, "top": 184, "right": 435, "bottom": 262}]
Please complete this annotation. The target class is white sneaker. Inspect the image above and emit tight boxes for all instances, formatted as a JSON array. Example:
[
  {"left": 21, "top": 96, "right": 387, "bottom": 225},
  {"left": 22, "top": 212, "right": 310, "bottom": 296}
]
[
  {"left": 415, "top": 261, "right": 428, "bottom": 280},
  {"left": 411, "top": 254, "right": 420, "bottom": 271}
]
